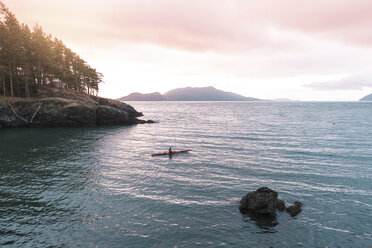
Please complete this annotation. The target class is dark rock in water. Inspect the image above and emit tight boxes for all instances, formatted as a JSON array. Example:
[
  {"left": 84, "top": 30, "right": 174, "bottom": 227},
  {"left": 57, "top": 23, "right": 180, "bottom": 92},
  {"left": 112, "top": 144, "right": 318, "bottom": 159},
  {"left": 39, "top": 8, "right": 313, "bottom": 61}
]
[
  {"left": 286, "top": 201, "right": 303, "bottom": 217},
  {"left": 276, "top": 199, "right": 286, "bottom": 211},
  {"left": 137, "top": 119, "right": 156, "bottom": 124},
  {"left": 239, "top": 187, "right": 285, "bottom": 216}
]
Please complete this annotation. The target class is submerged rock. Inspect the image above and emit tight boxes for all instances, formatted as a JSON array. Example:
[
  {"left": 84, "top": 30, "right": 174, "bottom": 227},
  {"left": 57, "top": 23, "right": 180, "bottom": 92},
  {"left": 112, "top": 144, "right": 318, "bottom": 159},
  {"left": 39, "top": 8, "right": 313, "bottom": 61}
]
[
  {"left": 239, "top": 187, "right": 286, "bottom": 216},
  {"left": 286, "top": 201, "right": 303, "bottom": 217}
]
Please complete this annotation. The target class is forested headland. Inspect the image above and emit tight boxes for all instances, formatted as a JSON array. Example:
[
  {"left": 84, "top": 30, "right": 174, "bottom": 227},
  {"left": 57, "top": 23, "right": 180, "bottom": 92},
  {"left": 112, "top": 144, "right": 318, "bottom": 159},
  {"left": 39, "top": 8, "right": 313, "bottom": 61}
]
[{"left": 0, "top": 1, "right": 102, "bottom": 98}]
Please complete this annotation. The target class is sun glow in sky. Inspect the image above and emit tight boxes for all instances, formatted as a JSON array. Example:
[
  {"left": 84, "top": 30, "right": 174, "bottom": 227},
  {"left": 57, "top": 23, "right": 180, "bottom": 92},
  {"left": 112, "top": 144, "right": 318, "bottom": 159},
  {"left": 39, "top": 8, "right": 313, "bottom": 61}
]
[{"left": 5, "top": 0, "right": 372, "bottom": 100}]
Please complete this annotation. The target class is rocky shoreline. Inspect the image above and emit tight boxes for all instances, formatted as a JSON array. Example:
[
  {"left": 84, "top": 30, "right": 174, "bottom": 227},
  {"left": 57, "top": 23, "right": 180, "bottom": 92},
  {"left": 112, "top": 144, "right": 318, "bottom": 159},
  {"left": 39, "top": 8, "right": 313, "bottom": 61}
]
[{"left": 0, "top": 90, "right": 153, "bottom": 128}]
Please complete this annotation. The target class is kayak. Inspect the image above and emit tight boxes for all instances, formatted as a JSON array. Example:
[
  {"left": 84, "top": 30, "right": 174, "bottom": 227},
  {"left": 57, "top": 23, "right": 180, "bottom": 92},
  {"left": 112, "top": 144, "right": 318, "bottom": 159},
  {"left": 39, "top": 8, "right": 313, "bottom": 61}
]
[{"left": 152, "top": 149, "right": 192, "bottom": 156}]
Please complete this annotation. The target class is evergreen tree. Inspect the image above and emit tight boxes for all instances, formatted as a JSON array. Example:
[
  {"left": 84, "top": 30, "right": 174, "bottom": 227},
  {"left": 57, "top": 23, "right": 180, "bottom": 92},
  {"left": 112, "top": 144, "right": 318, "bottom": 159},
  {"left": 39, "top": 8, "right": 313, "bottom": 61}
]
[{"left": 0, "top": 2, "right": 24, "bottom": 97}]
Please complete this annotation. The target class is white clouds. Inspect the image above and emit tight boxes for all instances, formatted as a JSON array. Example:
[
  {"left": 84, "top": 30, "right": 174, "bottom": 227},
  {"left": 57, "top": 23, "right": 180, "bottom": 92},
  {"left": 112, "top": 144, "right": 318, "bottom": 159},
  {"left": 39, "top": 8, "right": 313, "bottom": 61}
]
[{"left": 305, "top": 72, "right": 372, "bottom": 90}]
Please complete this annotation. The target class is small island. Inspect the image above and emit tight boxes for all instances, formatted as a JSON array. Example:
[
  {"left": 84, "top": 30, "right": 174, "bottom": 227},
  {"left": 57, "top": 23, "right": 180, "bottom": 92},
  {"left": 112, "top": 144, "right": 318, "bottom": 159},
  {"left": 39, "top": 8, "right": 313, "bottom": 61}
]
[
  {"left": 0, "top": 3, "right": 149, "bottom": 128},
  {"left": 117, "top": 86, "right": 261, "bottom": 101},
  {"left": 359, "top": 93, "right": 372, "bottom": 101}
]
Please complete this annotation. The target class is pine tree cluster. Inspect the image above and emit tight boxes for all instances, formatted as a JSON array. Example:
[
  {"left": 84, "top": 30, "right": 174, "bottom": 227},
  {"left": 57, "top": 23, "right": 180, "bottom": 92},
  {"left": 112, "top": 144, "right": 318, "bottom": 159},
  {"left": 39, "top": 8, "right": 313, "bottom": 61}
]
[{"left": 0, "top": 1, "right": 102, "bottom": 98}]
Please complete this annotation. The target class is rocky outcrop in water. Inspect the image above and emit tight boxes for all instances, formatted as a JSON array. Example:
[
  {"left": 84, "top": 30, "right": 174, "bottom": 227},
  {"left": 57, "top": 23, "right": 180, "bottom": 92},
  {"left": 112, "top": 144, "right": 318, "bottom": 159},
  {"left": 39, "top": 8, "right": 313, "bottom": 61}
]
[
  {"left": 286, "top": 201, "right": 303, "bottom": 217},
  {"left": 0, "top": 90, "right": 153, "bottom": 128},
  {"left": 239, "top": 187, "right": 302, "bottom": 217}
]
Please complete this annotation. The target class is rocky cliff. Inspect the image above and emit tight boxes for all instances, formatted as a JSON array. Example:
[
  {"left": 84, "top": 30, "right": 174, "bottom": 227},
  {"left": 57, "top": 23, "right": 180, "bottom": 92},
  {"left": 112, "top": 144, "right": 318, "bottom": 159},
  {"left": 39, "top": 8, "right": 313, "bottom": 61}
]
[{"left": 0, "top": 89, "right": 152, "bottom": 128}]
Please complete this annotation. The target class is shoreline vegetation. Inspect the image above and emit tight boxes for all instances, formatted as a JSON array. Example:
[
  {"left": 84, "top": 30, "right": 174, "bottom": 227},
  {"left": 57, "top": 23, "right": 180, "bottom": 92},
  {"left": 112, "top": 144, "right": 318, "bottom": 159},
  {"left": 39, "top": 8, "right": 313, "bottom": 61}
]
[{"left": 0, "top": 2, "right": 151, "bottom": 128}]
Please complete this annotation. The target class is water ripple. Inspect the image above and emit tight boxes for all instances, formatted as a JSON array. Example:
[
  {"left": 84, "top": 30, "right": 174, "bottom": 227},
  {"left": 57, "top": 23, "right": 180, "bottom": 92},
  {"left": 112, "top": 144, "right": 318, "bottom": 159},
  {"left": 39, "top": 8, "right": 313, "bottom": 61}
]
[{"left": 0, "top": 102, "right": 371, "bottom": 247}]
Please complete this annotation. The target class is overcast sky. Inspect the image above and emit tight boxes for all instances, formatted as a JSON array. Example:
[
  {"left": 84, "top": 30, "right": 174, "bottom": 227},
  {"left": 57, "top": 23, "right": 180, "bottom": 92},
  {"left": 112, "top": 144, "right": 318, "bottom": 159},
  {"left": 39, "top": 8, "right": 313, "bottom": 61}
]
[{"left": 5, "top": 0, "right": 372, "bottom": 100}]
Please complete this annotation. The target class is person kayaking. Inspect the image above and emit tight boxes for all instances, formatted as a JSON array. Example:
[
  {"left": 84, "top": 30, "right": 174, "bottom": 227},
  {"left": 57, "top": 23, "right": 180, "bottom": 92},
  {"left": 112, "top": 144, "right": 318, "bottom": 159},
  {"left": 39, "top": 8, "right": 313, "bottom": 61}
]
[{"left": 168, "top": 147, "right": 173, "bottom": 153}]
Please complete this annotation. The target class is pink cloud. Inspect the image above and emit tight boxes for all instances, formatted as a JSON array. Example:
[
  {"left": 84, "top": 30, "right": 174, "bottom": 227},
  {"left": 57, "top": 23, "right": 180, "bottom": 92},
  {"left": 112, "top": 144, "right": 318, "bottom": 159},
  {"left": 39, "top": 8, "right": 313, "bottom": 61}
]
[
  {"left": 98, "top": 0, "right": 372, "bottom": 51},
  {"left": 6, "top": 0, "right": 372, "bottom": 52}
]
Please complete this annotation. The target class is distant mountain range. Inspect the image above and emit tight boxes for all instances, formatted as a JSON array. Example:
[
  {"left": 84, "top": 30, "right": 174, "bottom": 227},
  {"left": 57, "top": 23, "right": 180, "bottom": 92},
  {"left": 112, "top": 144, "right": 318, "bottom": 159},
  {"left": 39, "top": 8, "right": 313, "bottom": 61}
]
[
  {"left": 359, "top": 93, "right": 372, "bottom": 101},
  {"left": 119, "top": 92, "right": 166, "bottom": 101},
  {"left": 117, "top": 86, "right": 261, "bottom": 101}
]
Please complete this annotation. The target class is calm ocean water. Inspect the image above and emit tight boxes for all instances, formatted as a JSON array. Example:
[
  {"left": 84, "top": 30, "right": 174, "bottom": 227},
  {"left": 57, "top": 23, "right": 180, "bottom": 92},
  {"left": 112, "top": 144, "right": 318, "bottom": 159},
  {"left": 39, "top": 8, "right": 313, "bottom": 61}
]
[{"left": 0, "top": 102, "right": 371, "bottom": 247}]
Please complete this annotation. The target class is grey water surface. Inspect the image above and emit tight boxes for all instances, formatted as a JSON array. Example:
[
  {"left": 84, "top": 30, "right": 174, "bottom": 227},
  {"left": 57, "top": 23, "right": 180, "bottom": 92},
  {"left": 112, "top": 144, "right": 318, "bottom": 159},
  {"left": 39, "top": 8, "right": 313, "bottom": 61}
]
[{"left": 0, "top": 102, "right": 371, "bottom": 247}]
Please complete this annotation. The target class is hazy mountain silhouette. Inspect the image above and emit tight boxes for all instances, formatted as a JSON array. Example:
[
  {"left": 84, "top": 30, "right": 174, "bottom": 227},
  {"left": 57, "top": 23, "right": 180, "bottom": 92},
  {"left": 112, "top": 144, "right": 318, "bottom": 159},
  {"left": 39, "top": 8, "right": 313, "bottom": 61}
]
[
  {"left": 117, "top": 92, "right": 166, "bottom": 101},
  {"left": 359, "top": 93, "right": 372, "bottom": 101},
  {"left": 118, "top": 86, "right": 260, "bottom": 101}
]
